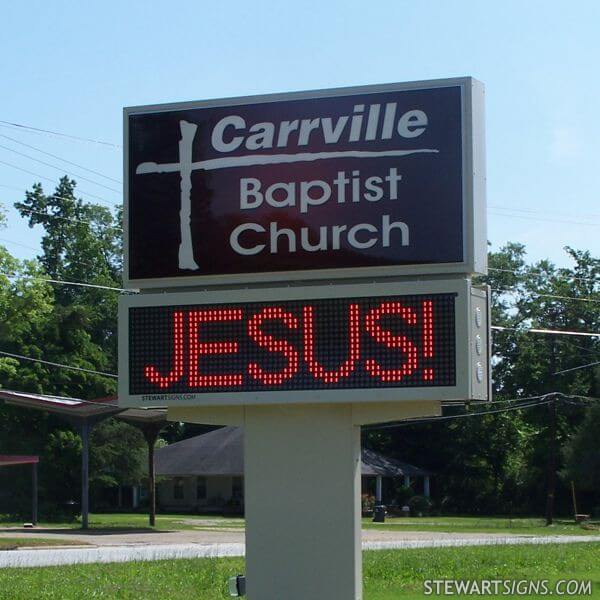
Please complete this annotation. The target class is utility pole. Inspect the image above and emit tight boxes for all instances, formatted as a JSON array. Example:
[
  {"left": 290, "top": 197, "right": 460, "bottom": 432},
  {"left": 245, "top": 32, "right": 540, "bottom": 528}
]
[{"left": 545, "top": 395, "right": 557, "bottom": 526}]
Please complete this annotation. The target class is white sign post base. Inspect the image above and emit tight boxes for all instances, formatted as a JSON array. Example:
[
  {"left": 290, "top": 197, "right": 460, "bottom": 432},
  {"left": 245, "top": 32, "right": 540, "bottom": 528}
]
[
  {"left": 168, "top": 401, "right": 441, "bottom": 600},
  {"left": 244, "top": 404, "right": 361, "bottom": 600}
]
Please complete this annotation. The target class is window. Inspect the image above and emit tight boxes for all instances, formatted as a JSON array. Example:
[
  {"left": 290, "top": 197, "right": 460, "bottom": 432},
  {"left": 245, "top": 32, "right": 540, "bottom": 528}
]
[
  {"left": 232, "top": 476, "right": 243, "bottom": 499},
  {"left": 197, "top": 476, "right": 207, "bottom": 500},
  {"left": 173, "top": 478, "right": 184, "bottom": 500}
]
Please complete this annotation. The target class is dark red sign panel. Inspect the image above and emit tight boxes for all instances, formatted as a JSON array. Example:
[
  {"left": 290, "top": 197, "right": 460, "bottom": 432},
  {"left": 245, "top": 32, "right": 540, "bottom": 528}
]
[
  {"left": 128, "top": 293, "right": 456, "bottom": 396},
  {"left": 126, "top": 82, "right": 469, "bottom": 284}
]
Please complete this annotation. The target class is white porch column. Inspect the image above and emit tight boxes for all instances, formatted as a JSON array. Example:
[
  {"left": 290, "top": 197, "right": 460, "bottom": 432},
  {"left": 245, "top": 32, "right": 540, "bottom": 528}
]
[
  {"left": 375, "top": 475, "right": 383, "bottom": 505},
  {"left": 403, "top": 474, "right": 411, "bottom": 488},
  {"left": 424, "top": 476, "right": 430, "bottom": 498}
]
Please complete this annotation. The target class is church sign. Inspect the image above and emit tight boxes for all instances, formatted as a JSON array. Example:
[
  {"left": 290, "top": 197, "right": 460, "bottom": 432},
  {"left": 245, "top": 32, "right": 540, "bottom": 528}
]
[{"left": 124, "top": 78, "right": 486, "bottom": 288}]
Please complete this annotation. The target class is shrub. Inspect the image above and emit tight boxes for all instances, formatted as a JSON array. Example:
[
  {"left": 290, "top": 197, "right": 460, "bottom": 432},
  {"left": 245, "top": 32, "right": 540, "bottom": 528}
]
[
  {"left": 408, "top": 495, "right": 432, "bottom": 516},
  {"left": 393, "top": 485, "right": 414, "bottom": 506},
  {"left": 362, "top": 494, "right": 375, "bottom": 512}
]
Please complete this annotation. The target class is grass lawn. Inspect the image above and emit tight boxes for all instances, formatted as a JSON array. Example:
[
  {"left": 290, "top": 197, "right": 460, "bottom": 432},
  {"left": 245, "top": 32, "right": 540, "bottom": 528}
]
[
  {"left": 0, "top": 543, "right": 597, "bottom": 599},
  {"left": 362, "top": 515, "right": 600, "bottom": 536},
  {"left": 2, "top": 513, "right": 598, "bottom": 536},
  {"left": 0, "top": 538, "right": 88, "bottom": 550},
  {"left": 0, "top": 513, "right": 232, "bottom": 531}
]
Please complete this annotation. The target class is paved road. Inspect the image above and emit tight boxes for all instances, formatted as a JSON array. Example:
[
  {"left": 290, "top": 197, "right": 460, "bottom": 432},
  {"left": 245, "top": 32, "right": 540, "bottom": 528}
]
[
  {"left": 1, "top": 529, "right": 598, "bottom": 568},
  {"left": 1, "top": 527, "right": 541, "bottom": 547}
]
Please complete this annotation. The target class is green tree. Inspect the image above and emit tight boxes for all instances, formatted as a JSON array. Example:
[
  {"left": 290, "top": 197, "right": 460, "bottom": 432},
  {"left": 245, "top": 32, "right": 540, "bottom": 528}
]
[
  {"left": 90, "top": 420, "right": 146, "bottom": 491},
  {"left": 364, "top": 243, "right": 599, "bottom": 515},
  {"left": 562, "top": 402, "right": 600, "bottom": 494},
  {"left": 0, "top": 178, "right": 146, "bottom": 518}
]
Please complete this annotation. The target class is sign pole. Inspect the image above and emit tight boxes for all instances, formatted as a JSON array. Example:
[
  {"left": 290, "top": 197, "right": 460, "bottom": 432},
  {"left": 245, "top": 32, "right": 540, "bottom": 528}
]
[
  {"left": 168, "top": 401, "right": 443, "bottom": 600},
  {"left": 244, "top": 404, "right": 362, "bottom": 600}
]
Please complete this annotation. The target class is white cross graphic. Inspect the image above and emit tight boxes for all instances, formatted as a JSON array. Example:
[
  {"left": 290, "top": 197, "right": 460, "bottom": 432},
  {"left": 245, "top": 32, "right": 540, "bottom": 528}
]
[{"left": 135, "top": 119, "right": 438, "bottom": 272}]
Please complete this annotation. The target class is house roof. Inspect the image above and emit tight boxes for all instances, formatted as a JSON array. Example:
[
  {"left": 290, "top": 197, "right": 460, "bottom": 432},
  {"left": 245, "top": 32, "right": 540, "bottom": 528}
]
[
  {"left": 155, "top": 426, "right": 430, "bottom": 478},
  {"left": 361, "top": 448, "right": 430, "bottom": 477},
  {"left": 157, "top": 426, "right": 244, "bottom": 476}
]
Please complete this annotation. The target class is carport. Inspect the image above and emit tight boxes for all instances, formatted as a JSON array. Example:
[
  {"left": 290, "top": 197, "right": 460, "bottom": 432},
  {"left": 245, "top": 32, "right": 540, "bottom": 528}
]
[{"left": 0, "top": 390, "right": 167, "bottom": 528}]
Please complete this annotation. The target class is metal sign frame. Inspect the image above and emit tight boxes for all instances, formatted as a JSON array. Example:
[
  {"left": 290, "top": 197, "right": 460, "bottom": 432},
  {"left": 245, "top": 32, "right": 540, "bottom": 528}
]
[
  {"left": 118, "top": 278, "right": 489, "bottom": 408},
  {"left": 123, "top": 77, "right": 486, "bottom": 290}
]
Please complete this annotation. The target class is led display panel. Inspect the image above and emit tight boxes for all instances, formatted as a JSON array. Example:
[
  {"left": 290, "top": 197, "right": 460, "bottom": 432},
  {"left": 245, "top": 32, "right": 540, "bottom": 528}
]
[{"left": 128, "top": 293, "right": 456, "bottom": 397}]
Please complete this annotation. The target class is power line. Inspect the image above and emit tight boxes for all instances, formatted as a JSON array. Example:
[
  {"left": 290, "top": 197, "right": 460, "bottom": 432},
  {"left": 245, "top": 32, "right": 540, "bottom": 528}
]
[
  {"left": 17, "top": 201, "right": 123, "bottom": 228},
  {"left": 0, "top": 263, "right": 596, "bottom": 317},
  {"left": 0, "top": 183, "right": 26, "bottom": 193},
  {"left": 15, "top": 205, "right": 90, "bottom": 225},
  {"left": 365, "top": 396, "right": 554, "bottom": 430},
  {"left": 0, "top": 237, "right": 39, "bottom": 252},
  {"left": 489, "top": 210, "right": 600, "bottom": 228},
  {"left": 0, "top": 143, "right": 120, "bottom": 193},
  {"left": 1, "top": 271, "right": 133, "bottom": 293},
  {"left": 488, "top": 267, "right": 599, "bottom": 286},
  {"left": 0, "top": 133, "right": 122, "bottom": 183},
  {"left": 492, "top": 287, "right": 600, "bottom": 305},
  {"left": 560, "top": 396, "right": 599, "bottom": 406},
  {"left": 0, "top": 120, "right": 121, "bottom": 149},
  {"left": 13, "top": 204, "right": 122, "bottom": 229},
  {"left": 0, "top": 238, "right": 113, "bottom": 274},
  {"left": 0, "top": 349, "right": 117, "bottom": 379},
  {"left": 489, "top": 204, "right": 600, "bottom": 220},
  {"left": 492, "top": 325, "right": 600, "bottom": 338},
  {"left": 0, "top": 159, "right": 117, "bottom": 206},
  {"left": 368, "top": 394, "right": 600, "bottom": 431},
  {"left": 554, "top": 360, "right": 600, "bottom": 375},
  {"left": 469, "top": 394, "right": 556, "bottom": 405},
  {"left": 2, "top": 188, "right": 118, "bottom": 211},
  {"left": 0, "top": 193, "right": 123, "bottom": 228}
]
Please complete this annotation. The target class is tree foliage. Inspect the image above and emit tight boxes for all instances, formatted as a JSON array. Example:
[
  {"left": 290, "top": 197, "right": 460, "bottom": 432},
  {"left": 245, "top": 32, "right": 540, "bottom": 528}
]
[
  {"left": 365, "top": 242, "right": 599, "bottom": 515},
  {"left": 1, "top": 177, "right": 598, "bottom": 517},
  {"left": 0, "top": 178, "right": 143, "bottom": 517},
  {"left": 562, "top": 403, "right": 600, "bottom": 493}
]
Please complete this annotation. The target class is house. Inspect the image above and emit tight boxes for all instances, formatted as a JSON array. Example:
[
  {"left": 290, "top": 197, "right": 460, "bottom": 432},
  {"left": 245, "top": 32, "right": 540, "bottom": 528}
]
[{"left": 155, "top": 426, "right": 431, "bottom": 513}]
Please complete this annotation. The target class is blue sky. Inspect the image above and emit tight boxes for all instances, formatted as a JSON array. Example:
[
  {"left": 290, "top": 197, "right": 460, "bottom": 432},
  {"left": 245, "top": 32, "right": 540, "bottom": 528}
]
[{"left": 0, "top": 0, "right": 598, "bottom": 268}]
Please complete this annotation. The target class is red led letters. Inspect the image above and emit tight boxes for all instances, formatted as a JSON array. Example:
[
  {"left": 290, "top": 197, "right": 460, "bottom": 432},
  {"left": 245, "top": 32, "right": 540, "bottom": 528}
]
[
  {"left": 364, "top": 302, "right": 418, "bottom": 382},
  {"left": 304, "top": 304, "right": 361, "bottom": 383},
  {"left": 144, "top": 311, "right": 185, "bottom": 388},
  {"left": 422, "top": 300, "right": 434, "bottom": 381},
  {"left": 247, "top": 307, "right": 299, "bottom": 384},
  {"left": 188, "top": 309, "right": 243, "bottom": 387},
  {"left": 142, "top": 300, "right": 440, "bottom": 390}
]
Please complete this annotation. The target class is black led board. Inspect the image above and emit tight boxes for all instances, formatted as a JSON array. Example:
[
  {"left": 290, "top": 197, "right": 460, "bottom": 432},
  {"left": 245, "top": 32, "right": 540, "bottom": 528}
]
[
  {"left": 124, "top": 78, "right": 486, "bottom": 288},
  {"left": 128, "top": 293, "right": 456, "bottom": 396}
]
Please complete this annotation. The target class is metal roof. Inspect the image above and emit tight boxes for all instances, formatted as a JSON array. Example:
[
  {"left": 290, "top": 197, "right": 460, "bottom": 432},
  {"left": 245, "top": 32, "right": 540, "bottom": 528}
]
[
  {"left": 156, "top": 427, "right": 430, "bottom": 478},
  {"left": 0, "top": 390, "right": 122, "bottom": 421},
  {"left": 0, "top": 455, "right": 39, "bottom": 467},
  {"left": 0, "top": 389, "right": 167, "bottom": 426}
]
